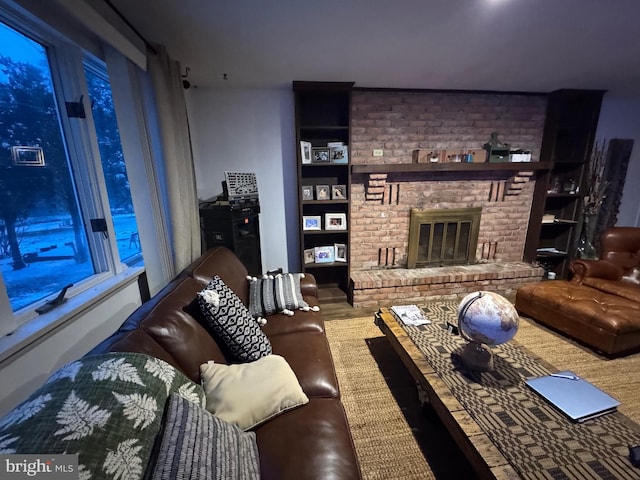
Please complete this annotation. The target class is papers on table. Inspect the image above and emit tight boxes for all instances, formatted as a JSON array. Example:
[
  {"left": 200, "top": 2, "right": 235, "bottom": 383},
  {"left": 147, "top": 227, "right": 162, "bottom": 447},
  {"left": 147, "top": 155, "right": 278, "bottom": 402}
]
[{"left": 391, "top": 305, "right": 431, "bottom": 326}]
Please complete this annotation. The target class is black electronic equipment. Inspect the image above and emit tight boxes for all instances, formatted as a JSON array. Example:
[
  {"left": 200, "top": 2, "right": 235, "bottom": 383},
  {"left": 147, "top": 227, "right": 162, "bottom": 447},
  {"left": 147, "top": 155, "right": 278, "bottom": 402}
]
[{"left": 199, "top": 173, "right": 262, "bottom": 275}]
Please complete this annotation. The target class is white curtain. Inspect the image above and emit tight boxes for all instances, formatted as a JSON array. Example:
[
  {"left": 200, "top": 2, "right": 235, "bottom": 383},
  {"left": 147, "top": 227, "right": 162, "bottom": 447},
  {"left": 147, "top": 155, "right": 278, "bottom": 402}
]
[{"left": 147, "top": 46, "right": 201, "bottom": 274}]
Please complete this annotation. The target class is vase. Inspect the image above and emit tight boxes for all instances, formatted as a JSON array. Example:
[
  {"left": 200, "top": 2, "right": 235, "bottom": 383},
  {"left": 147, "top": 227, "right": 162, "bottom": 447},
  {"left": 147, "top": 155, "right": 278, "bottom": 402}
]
[{"left": 576, "top": 215, "right": 597, "bottom": 259}]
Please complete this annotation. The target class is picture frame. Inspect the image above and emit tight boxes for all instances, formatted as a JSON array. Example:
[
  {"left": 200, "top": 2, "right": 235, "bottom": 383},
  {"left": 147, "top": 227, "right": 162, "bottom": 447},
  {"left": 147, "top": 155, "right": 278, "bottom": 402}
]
[
  {"left": 301, "top": 185, "right": 314, "bottom": 201},
  {"left": 324, "top": 213, "right": 347, "bottom": 230},
  {"left": 315, "top": 184, "right": 330, "bottom": 201},
  {"left": 304, "top": 248, "right": 315, "bottom": 264},
  {"left": 311, "top": 147, "right": 330, "bottom": 164},
  {"left": 331, "top": 184, "right": 347, "bottom": 200},
  {"left": 11, "top": 146, "right": 45, "bottom": 167},
  {"left": 330, "top": 145, "right": 348, "bottom": 164},
  {"left": 300, "top": 141, "right": 312, "bottom": 164},
  {"left": 334, "top": 243, "right": 347, "bottom": 262},
  {"left": 302, "top": 215, "right": 321, "bottom": 231},
  {"left": 314, "top": 245, "right": 335, "bottom": 263}
]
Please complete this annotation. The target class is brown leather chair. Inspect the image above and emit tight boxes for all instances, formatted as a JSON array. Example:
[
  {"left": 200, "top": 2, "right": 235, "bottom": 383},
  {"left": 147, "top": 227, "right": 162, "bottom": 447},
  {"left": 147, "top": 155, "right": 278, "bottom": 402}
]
[{"left": 516, "top": 227, "right": 640, "bottom": 356}]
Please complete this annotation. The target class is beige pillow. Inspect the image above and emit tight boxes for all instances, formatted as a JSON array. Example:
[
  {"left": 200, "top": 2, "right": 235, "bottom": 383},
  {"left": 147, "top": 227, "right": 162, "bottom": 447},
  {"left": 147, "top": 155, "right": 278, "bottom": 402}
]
[{"left": 200, "top": 354, "right": 309, "bottom": 430}]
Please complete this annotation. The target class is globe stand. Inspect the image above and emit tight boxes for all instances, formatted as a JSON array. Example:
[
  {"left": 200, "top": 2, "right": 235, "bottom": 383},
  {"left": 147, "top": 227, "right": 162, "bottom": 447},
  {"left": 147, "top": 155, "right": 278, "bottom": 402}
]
[{"left": 460, "top": 340, "right": 494, "bottom": 372}]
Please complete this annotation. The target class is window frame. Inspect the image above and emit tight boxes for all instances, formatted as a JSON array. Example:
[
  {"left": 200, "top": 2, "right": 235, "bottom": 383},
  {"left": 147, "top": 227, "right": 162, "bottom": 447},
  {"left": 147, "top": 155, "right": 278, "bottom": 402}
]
[{"left": 0, "top": 6, "right": 137, "bottom": 336}]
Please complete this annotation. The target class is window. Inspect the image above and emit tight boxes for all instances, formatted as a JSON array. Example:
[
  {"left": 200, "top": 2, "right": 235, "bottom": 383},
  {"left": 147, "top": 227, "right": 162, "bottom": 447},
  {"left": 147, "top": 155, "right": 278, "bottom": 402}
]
[{"left": 0, "top": 16, "right": 143, "bottom": 332}]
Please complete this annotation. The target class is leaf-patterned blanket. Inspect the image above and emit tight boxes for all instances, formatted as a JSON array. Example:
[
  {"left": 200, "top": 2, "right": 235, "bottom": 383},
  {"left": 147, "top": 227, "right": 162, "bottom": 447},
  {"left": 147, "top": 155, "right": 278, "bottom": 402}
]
[{"left": 0, "top": 352, "right": 205, "bottom": 480}]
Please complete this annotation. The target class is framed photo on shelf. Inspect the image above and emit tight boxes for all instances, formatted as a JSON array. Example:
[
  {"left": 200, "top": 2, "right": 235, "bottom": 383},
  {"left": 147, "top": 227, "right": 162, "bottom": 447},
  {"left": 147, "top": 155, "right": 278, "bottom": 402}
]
[
  {"left": 301, "top": 185, "right": 313, "bottom": 201},
  {"left": 330, "top": 145, "right": 348, "bottom": 164},
  {"left": 325, "top": 213, "right": 347, "bottom": 230},
  {"left": 315, "top": 185, "right": 330, "bottom": 201},
  {"left": 334, "top": 243, "right": 347, "bottom": 262},
  {"left": 304, "top": 248, "right": 315, "bottom": 264},
  {"left": 331, "top": 184, "right": 347, "bottom": 200},
  {"left": 311, "top": 147, "right": 330, "bottom": 164},
  {"left": 302, "top": 215, "right": 321, "bottom": 231},
  {"left": 300, "top": 141, "right": 312, "bottom": 164},
  {"left": 314, "top": 245, "right": 335, "bottom": 263}
]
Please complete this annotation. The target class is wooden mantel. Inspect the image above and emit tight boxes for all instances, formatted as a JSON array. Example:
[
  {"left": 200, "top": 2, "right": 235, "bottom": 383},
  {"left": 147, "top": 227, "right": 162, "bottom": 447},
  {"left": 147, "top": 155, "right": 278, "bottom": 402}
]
[{"left": 351, "top": 161, "right": 552, "bottom": 174}]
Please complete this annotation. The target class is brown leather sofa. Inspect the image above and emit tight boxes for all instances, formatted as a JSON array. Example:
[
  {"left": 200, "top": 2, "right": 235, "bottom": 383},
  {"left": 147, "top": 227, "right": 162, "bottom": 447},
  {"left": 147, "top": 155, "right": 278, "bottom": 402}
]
[
  {"left": 89, "top": 246, "right": 362, "bottom": 479},
  {"left": 516, "top": 227, "right": 640, "bottom": 356}
]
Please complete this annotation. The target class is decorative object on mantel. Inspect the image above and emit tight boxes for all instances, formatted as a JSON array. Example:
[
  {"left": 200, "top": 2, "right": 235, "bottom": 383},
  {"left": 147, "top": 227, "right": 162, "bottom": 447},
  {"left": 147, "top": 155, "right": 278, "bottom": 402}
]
[
  {"left": 483, "top": 132, "right": 510, "bottom": 163},
  {"left": 577, "top": 139, "right": 609, "bottom": 259},
  {"left": 457, "top": 291, "right": 519, "bottom": 371}
]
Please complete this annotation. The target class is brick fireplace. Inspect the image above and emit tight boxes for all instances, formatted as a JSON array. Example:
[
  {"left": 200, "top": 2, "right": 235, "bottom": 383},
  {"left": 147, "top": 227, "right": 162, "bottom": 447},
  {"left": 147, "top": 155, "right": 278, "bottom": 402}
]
[{"left": 348, "top": 90, "right": 547, "bottom": 307}]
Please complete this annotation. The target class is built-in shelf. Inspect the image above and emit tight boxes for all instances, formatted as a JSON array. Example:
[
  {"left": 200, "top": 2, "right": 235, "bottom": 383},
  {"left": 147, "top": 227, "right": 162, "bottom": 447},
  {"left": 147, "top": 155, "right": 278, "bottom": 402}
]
[
  {"left": 541, "top": 219, "right": 578, "bottom": 226},
  {"left": 351, "top": 161, "right": 552, "bottom": 174}
]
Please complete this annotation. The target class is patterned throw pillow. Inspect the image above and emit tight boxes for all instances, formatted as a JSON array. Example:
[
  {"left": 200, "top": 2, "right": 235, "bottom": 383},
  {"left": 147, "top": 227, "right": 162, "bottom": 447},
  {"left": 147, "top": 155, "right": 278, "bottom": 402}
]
[
  {"left": 198, "top": 276, "right": 272, "bottom": 362},
  {"left": 0, "top": 352, "right": 205, "bottom": 480},
  {"left": 151, "top": 393, "right": 260, "bottom": 480},
  {"left": 248, "top": 273, "right": 320, "bottom": 318}
]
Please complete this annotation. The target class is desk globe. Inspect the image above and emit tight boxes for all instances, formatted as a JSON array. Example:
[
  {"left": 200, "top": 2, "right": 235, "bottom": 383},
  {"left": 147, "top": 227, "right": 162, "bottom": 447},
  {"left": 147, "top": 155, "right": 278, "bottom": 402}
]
[{"left": 457, "top": 291, "right": 519, "bottom": 371}]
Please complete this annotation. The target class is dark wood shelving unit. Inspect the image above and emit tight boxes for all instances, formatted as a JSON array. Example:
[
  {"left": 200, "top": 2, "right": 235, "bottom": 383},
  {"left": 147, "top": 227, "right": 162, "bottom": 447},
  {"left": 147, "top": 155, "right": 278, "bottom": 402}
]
[
  {"left": 524, "top": 89, "right": 604, "bottom": 279},
  {"left": 294, "top": 81, "right": 354, "bottom": 303}
]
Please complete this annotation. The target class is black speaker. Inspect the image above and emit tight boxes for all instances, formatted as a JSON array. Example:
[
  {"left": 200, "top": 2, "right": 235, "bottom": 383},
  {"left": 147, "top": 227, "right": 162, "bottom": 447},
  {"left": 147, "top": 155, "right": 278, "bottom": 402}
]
[{"left": 199, "top": 203, "right": 262, "bottom": 276}]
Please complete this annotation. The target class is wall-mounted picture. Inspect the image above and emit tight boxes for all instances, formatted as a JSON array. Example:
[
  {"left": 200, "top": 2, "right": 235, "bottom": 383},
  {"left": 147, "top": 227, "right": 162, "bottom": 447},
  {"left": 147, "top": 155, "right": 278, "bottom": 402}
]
[
  {"left": 331, "top": 184, "right": 347, "bottom": 200},
  {"left": 312, "top": 147, "right": 330, "bottom": 163},
  {"left": 11, "top": 146, "right": 45, "bottom": 166},
  {"left": 330, "top": 145, "right": 348, "bottom": 164},
  {"left": 314, "top": 245, "right": 335, "bottom": 263},
  {"left": 300, "top": 141, "right": 312, "bottom": 164},
  {"left": 334, "top": 243, "right": 347, "bottom": 262},
  {"left": 301, "top": 185, "right": 313, "bottom": 201},
  {"left": 304, "top": 248, "right": 315, "bottom": 264},
  {"left": 315, "top": 184, "right": 330, "bottom": 201},
  {"left": 325, "top": 213, "right": 347, "bottom": 230},
  {"left": 302, "top": 215, "right": 321, "bottom": 231}
]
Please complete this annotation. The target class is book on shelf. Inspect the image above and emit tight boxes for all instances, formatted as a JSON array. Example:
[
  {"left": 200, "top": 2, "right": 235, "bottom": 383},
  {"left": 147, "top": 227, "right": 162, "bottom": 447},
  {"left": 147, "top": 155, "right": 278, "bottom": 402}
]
[
  {"left": 390, "top": 305, "right": 431, "bottom": 326},
  {"left": 541, "top": 214, "right": 556, "bottom": 223}
]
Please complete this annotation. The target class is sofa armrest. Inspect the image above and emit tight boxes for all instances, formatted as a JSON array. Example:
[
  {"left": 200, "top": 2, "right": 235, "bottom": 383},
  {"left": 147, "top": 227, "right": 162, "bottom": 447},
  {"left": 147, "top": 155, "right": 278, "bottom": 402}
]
[
  {"left": 570, "top": 259, "right": 624, "bottom": 284},
  {"left": 301, "top": 273, "right": 318, "bottom": 298}
]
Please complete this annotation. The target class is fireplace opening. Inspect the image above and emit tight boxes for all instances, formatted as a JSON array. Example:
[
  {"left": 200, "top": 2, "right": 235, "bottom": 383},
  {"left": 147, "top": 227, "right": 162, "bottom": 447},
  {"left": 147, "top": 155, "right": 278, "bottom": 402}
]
[{"left": 407, "top": 207, "right": 481, "bottom": 268}]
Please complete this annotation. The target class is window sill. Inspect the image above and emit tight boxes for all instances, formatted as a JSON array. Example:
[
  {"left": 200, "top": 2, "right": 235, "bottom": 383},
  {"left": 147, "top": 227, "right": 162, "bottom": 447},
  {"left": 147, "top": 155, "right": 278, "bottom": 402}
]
[{"left": 0, "top": 266, "right": 144, "bottom": 365}]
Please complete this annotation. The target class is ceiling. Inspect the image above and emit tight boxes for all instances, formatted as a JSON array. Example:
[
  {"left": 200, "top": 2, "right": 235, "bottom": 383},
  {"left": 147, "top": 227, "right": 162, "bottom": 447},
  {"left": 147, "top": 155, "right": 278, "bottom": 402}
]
[{"left": 110, "top": 0, "right": 640, "bottom": 97}]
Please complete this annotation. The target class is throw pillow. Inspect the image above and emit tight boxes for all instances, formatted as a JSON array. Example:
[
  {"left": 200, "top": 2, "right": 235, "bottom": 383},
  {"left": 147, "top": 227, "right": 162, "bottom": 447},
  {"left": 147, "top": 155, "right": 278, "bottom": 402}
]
[
  {"left": 0, "top": 352, "right": 206, "bottom": 480},
  {"left": 150, "top": 393, "right": 260, "bottom": 480},
  {"left": 198, "top": 276, "right": 272, "bottom": 362},
  {"left": 247, "top": 273, "right": 320, "bottom": 318},
  {"left": 200, "top": 354, "right": 309, "bottom": 431}
]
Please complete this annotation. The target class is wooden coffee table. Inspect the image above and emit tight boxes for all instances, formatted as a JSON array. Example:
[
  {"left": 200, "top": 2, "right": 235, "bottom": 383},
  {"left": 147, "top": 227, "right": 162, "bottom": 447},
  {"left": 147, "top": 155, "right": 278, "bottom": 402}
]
[
  {"left": 375, "top": 306, "right": 640, "bottom": 480},
  {"left": 375, "top": 307, "right": 520, "bottom": 479}
]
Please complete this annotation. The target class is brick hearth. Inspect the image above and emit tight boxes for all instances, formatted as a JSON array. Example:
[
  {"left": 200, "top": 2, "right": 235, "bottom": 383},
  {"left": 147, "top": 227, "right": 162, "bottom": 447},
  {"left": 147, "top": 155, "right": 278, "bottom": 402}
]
[{"left": 351, "top": 262, "right": 543, "bottom": 308}]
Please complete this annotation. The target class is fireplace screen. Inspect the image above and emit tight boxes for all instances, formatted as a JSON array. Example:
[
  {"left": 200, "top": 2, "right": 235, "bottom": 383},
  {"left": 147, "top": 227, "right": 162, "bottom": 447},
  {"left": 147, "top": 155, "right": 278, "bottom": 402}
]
[{"left": 407, "top": 207, "right": 481, "bottom": 268}]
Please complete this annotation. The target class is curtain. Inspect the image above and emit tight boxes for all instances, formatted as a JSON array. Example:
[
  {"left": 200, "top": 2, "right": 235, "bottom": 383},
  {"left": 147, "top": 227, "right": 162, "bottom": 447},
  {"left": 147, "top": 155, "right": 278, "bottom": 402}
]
[{"left": 147, "top": 46, "right": 201, "bottom": 274}]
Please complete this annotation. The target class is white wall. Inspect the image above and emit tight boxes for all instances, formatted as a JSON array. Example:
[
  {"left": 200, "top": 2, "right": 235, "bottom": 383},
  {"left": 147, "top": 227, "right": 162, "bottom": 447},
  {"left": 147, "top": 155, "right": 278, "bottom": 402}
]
[
  {"left": 0, "top": 281, "right": 142, "bottom": 416},
  {"left": 186, "top": 88, "right": 300, "bottom": 272},
  {"left": 595, "top": 96, "right": 640, "bottom": 227}
]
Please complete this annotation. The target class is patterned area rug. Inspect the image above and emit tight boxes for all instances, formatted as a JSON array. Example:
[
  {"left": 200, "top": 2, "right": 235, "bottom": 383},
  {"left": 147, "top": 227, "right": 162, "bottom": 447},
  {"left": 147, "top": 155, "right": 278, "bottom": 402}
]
[{"left": 406, "top": 301, "right": 640, "bottom": 480}]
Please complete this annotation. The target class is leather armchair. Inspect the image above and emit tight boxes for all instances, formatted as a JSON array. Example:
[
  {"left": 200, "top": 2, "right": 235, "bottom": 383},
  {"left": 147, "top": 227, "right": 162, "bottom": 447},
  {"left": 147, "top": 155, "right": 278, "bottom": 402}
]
[{"left": 571, "top": 227, "right": 640, "bottom": 285}]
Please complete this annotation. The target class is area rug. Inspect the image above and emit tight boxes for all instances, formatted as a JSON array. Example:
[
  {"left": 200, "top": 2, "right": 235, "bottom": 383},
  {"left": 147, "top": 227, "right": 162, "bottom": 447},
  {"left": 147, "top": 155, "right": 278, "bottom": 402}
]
[{"left": 325, "top": 302, "right": 640, "bottom": 480}]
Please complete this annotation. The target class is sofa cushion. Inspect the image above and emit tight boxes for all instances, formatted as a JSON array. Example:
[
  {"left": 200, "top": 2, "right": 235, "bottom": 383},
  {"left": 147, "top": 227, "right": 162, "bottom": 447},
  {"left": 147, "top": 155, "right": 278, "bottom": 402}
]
[
  {"left": 582, "top": 277, "right": 640, "bottom": 303},
  {"left": 200, "top": 354, "right": 309, "bottom": 431},
  {"left": 150, "top": 393, "right": 259, "bottom": 480},
  {"left": 248, "top": 273, "right": 318, "bottom": 317},
  {"left": 198, "top": 276, "right": 272, "bottom": 362},
  {"left": 0, "top": 353, "right": 205, "bottom": 480}
]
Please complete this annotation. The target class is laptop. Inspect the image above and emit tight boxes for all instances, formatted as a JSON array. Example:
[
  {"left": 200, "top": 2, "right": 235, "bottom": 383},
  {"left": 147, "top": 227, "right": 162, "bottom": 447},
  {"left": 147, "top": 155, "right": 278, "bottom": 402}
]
[{"left": 525, "top": 371, "right": 620, "bottom": 423}]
